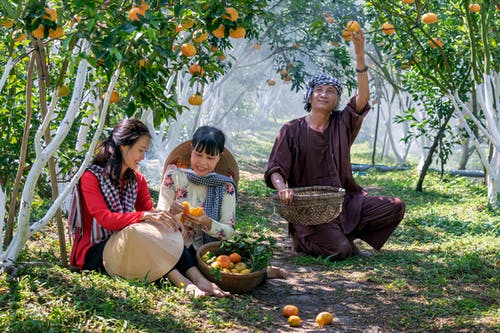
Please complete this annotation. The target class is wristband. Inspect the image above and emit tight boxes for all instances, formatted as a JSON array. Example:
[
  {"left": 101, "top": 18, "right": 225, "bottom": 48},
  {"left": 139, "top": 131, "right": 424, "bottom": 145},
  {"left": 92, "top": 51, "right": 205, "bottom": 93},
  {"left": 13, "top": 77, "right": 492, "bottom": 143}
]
[{"left": 356, "top": 66, "right": 368, "bottom": 73}]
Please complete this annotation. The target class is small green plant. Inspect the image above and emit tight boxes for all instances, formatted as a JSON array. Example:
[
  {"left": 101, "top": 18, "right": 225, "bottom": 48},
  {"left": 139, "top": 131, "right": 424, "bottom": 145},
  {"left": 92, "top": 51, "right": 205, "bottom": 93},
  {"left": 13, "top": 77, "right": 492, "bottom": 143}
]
[{"left": 219, "top": 233, "right": 276, "bottom": 272}]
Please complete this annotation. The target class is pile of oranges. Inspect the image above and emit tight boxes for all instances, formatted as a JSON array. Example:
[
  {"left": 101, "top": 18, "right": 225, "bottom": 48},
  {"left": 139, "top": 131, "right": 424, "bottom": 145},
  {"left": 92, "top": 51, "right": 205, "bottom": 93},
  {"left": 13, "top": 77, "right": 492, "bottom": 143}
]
[
  {"left": 282, "top": 304, "right": 334, "bottom": 328},
  {"left": 201, "top": 250, "right": 253, "bottom": 274}
]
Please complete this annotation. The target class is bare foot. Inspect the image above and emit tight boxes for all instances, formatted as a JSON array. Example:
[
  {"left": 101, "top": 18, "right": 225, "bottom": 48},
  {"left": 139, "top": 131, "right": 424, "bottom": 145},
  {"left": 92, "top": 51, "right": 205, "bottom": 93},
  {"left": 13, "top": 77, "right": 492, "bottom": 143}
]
[
  {"left": 184, "top": 283, "right": 208, "bottom": 298},
  {"left": 196, "top": 280, "right": 231, "bottom": 297},
  {"left": 267, "top": 266, "right": 286, "bottom": 279}
]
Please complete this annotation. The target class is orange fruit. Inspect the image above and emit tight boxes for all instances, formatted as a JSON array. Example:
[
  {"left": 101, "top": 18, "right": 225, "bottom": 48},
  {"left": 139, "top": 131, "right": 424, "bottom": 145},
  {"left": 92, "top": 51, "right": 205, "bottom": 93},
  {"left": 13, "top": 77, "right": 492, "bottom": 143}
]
[
  {"left": 0, "top": 19, "right": 14, "bottom": 28},
  {"left": 229, "top": 26, "right": 246, "bottom": 39},
  {"left": 267, "top": 79, "right": 276, "bottom": 86},
  {"left": 325, "top": 16, "right": 334, "bottom": 24},
  {"left": 429, "top": 37, "right": 443, "bottom": 48},
  {"left": 32, "top": 25, "right": 45, "bottom": 39},
  {"left": 468, "top": 4, "right": 480, "bottom": 12},
  {"left": 138, "top": 1, "right": 149, "bottom": 12},
  {"left": 42, "top": 8, "right": 57, "bottom": 22},
  {"left": 193, "top": 29, "right": 208, "bottom": 43},
  {"left": 212, "top": 24, "right": 225, "bottom": 38},
  {"left": 216, "top": 255, "right": 232, "bottom": 269},
  {"left": 102, "top": 90, "right": 120, "bottom": 103},
  {"left": 345, "top": 20, "right": 360, "bottom": 32},
  {"left": 57, "top": 85, "right": 70, "bottom": 97},
  {"left": 129, "top": 7, "right": 146, "bottom": 22},
  {"left": 282, "top": 304, "right": 299, "bottom": 317},
  {"left": 181, "top": 18, "right": 194, "bottom": 29},
  {"left": 341, "top": 29, "right": 352, "bottom": 41},
  {"left": 188, "top": 63, "right": 203, "bottom": 75},
  {"left": 188, "top": 93, "right": 203, "bottom": 105},
  {"left": 15, "top": 33, "right": 26, "bottom": 42},
  {"left": 181, "top": 201, "right": 190, "bottom": 211},
  {"left": 402, "top": 0, "right": 414, "bottom": 3},
  {"left": 217, "top": 54, "right": 226, "bottom": 61},
  {"left": 283, "top": 75, "right": 292, "bottom": 82},
  {"left": 180, "top": 43, "right": 196, "bottom": 57},
  {"left": 280, "top": 68, "right": 288, "bottom": 77},
  {"left": 381, "top": 22, "right": 395, "bottom": 35},
  {"left": 211, "top": 261, "right": 222, "bottom": 269},
  {"left": 189, "top": 207, "right": 204, "bottom": 216},
  {"left": 223, "top": 7, "right": 239, "bottom": 21},
  {"left": 139, "top": 58, "right": 148, "bottom": 67},
  {"left": 48, "top": 26, "right": 64, "bottom": 39},
  {"left": 229, "top": 253, "right": 241, "bottom": 263},
  {"left": 288, "top": 315, "right": 301, "bottom": 327},
  {"left": 421, "top": 12, "right": 437, "bottom": 24},
  {"left": 315, "top": 311, "right": 333, "bottom": 328}
]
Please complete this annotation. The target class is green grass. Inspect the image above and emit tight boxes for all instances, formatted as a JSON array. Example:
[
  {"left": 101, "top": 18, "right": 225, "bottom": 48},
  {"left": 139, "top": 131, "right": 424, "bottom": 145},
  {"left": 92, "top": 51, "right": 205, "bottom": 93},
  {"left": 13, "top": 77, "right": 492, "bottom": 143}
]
[{"left": 1, "top": 143, "right": 499, "bottom": 332}]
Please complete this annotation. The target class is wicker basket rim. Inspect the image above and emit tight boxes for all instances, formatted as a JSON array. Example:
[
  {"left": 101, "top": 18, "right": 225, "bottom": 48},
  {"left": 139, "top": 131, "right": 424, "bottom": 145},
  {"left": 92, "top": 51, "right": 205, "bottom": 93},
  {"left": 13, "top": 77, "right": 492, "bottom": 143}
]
[{"left": 270, "top": 186, "right": 345, "bottom": 202}]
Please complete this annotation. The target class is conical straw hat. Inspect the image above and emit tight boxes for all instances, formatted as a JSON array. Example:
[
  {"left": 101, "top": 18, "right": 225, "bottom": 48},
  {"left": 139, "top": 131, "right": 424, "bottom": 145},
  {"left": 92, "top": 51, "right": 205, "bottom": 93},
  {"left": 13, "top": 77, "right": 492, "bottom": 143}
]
[
  {"left": 163, "top": 140, "right": 239, "bottom": 184},
  {"left": 103, "top": 221, "right": 183, "bottom": 282}
]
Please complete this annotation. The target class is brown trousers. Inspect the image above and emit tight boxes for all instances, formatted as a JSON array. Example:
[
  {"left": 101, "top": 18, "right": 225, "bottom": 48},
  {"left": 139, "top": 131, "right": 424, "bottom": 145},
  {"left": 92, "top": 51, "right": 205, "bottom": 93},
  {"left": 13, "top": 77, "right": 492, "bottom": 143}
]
[{"left": 291, "top": 196, "right": 405, "bottom": 260}]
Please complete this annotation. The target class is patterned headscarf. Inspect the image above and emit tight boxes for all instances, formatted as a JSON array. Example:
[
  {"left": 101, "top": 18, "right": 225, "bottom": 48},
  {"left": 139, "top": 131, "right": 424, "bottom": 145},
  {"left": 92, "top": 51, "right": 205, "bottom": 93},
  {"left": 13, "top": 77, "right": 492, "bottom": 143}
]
[{"left": 303, "top": 73, "right": 343, "bottom": 112}]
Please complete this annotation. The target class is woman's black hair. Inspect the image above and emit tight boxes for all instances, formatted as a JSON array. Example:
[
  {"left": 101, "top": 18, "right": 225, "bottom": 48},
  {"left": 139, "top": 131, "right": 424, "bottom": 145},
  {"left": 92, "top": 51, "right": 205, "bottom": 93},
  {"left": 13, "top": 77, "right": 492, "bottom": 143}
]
[
  {"left": 191, "top": 126, "right": 225, "bottom": 156},
  {"left": 92, "top": 118, "right": 151, "bottom": 185}
]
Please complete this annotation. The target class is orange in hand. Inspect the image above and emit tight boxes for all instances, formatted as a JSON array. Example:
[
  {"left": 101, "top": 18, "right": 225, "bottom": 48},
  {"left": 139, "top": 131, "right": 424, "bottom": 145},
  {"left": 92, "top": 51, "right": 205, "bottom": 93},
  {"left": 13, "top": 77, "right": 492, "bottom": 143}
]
[{"left": 180, "top": 201, "right": 204, "bottom": 223}]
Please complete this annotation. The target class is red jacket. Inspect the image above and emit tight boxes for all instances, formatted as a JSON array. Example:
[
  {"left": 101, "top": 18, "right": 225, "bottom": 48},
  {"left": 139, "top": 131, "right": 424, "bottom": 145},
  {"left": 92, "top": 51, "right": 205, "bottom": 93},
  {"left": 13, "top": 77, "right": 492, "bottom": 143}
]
[{"left": 70, "top": 170, "right": 153, "bottom": 269}]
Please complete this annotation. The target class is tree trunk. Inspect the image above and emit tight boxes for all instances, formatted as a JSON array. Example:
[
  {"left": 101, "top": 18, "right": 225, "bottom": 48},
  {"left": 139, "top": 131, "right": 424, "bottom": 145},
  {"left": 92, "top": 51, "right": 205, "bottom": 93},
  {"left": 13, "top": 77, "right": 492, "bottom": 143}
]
[{"left": 415, "top": 110, "right": 454, "bottom": 192}]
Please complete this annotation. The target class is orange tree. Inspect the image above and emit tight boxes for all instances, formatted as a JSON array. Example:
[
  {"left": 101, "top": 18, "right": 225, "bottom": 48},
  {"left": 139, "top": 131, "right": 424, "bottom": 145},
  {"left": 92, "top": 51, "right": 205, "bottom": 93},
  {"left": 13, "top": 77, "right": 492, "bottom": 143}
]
[
  {"left": 364, "top": 0, "right": 500, "bottom": 207},
  {"left": 0, "top": 0, "right": 270, "bottom": 271}
]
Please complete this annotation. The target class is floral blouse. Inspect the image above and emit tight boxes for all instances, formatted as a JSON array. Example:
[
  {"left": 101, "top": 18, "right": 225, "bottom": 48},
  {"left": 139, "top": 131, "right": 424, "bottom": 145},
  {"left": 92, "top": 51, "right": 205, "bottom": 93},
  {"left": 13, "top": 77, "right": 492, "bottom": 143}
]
[{"left": 157, "top": 165, "right": 236, "bottom": 249}]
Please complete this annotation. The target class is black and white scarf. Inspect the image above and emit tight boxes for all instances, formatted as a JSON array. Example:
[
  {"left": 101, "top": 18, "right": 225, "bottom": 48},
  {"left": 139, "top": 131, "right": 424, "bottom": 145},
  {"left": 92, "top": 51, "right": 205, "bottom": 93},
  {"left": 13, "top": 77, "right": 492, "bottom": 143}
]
[
  {"left": 68, "top": 164, "right": 138, "bottom": 244},
  {"left": 185, "top": 169, "right": 237, "bottom": 222}
]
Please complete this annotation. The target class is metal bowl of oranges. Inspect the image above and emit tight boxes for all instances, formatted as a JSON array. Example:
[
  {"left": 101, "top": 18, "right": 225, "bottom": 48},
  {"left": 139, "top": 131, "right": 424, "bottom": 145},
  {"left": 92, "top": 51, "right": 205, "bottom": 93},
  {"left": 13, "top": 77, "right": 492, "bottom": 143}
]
[{"left": 196, "top": 241, "right": 266, "bottom": 293}]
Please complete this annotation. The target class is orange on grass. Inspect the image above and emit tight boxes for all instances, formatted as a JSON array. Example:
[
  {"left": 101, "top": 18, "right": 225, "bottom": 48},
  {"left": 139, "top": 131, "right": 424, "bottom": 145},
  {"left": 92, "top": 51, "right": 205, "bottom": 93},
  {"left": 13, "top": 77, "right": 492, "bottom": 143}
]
[
  {"left": 421, "top": 12, "right": 437, "bottom": 24},
  {"left": 42, "top": 8, "right": 57, "bottom": 22},
  {"left": 188, "top": 93, "right": 203, "bottom": 105},
  {"left": 212, "top": 24, "right": 225, "bottom": 38},
  {"left": 229, "top": 26, "right": 246, "bottom": 39},
  {"left": 345, "top": 20, "right": 360, "bottom": 32},
  {"left": 315, "top": 311, "right": 333, "bottom": 328},
  {"left": 402, "top": 0, "right": 415, "bottom": 3},
  {"left": 223, "top": 7, "right": 239, "bottom": 22},
  {"left": 180, "top": 43, "right": 196, "bottom": 57},
  {"left": 468, "top": 4, "right": 480, "bottom": 12},
  {"left": 129, "top": 7, "right": 146, "bottom": 22},
  {"left": 215, "top": 255, "right": 232, "bottom": 269},
  {"left": 288, "top": 315, "right": 301, "bottom": 327},
  {"left": 229, "top": 252, "right": 241, "bottom": 263},
  {"left": 282, "top": 304, "right": 299, "bottom": 317},
  {"left": 381, "top": 22, "right": 395, "bottom": 35}
]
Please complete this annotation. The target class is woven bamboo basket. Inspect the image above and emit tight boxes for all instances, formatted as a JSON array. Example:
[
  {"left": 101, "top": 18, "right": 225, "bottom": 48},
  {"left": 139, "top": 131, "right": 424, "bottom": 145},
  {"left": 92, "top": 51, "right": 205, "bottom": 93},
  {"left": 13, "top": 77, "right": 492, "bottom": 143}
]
[
  {"left": 271, "top": 186, "right": 345, "bottom": 226},
  {"left": 196, "top": 241, "right": 266, "bottom": 293}
]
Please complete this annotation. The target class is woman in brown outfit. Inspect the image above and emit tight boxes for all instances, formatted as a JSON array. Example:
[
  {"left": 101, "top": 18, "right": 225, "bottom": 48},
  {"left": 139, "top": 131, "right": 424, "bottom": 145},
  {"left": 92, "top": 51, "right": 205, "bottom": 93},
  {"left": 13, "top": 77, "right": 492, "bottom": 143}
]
[{"left": 264, "top": 29, "right": 405, "bottom": 260}]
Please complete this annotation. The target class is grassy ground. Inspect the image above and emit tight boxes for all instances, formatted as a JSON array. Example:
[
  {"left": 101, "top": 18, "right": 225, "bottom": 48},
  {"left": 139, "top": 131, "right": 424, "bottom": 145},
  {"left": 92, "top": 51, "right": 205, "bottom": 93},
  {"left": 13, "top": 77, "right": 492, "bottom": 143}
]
[{"left": 0, "top": 142, "right": 498, "bottom": 332}]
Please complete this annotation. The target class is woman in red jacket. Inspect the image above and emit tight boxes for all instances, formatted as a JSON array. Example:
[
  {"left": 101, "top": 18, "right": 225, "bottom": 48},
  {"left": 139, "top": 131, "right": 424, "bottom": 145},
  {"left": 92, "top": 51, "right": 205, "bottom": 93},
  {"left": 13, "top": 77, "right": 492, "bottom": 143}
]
[{"left": 69, "top": 118, "right": 229, "bottom": 297}]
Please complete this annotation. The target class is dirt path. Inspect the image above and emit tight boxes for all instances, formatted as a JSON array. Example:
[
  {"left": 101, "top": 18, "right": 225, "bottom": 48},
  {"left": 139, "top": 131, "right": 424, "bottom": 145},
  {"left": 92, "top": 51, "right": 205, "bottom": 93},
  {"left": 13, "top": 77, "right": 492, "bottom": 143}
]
[{"left": 237, "top": 170, "right": 398, "bottom": 333}]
